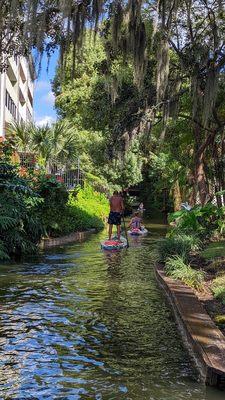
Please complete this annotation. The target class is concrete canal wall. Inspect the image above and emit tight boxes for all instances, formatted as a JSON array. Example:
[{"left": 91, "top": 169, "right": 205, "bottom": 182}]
[
  {"left": 40, "top": 229, "right": 96, "bottom": 250},
  {"left": 155, "top": 264, "right": 225, "bottom": 389}
]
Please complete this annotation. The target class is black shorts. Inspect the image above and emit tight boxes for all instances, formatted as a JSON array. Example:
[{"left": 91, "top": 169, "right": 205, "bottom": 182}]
[{"left": 108, "top": 211, "right": 121, "bottom": 226}]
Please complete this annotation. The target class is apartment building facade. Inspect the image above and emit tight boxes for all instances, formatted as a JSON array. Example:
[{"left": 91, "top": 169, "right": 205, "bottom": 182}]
[{"left": 0, "top": 56, "right": 35, "bottom": 138}]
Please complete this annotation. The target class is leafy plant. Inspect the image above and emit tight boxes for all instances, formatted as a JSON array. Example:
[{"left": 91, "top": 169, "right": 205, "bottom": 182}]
[
  {"left": 168, "top": 204, "right": 225, "bottom": 240},
  {"left": 0, "top": 162, "right": 43, "bottom": 260},
  {"left": 67, "top": 185, "right": 109, "bottom": 232},
  {"left": 157, "top": 234, "right": 200, "bottom": 262},
  {"left": 31, "top": 173, "right": 69, "bottom": 237},
  {"left": 165, "top": 255, "right": 205, "bottom": 291},
  {"left": 211, "top": 275, "right": 225, "bottom": 304}
]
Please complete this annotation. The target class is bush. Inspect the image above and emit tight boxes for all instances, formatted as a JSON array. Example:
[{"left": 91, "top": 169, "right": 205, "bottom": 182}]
[
  {"left": 66, "top": 185, "right": 109, "bottom": 232},
  {"left": 0, "top": 162, "right": 43, "bottom": 260},
  {"left": 157, "top": 234, "right": 200, "bottom": 262},
  {"left": 168, "top": 204, "right": 224, "bottom": 240},
  {"left": 211, "top": 275, "right": 225, "bottom": 304},
  {"left": 33, "top": 173, "right": 69, "bottom": 236},
  {"left": 165, "top": 255, "right": 205, "bottom": 290}
]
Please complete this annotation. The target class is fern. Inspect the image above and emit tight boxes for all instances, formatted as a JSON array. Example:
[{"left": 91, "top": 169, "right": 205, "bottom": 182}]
[{"left": 0, "top": 216, "right": 17, "bottom": 230}]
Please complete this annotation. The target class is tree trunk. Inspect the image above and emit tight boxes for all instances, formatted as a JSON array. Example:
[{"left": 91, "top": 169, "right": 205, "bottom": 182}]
[
  {"left": 195, "top": 152, "right": 209, "bottom": 205},
  {"left": 173, "top": 180, "right": 182, "bottom": 211},
  {"left": 188, "top": 172, "right": 197, "bottom": 206}
]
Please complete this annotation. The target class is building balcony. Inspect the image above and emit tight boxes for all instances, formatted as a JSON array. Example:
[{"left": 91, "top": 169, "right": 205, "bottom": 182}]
[
  {"left": 19, "top": 88, "right": 26, "bottom": 105},
  {"left": 7, "top": 60, "right": 17, "bottom": 86}
]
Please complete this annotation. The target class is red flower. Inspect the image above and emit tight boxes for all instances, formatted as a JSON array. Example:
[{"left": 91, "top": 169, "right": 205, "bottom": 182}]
[{"left": 56, "top": 176, "right": 64, "bottom": 183}]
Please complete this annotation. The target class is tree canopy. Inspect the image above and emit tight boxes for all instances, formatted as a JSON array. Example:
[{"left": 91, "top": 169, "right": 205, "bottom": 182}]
[{"left": 3, "top": 0, "right": 225, "bottom": 208}]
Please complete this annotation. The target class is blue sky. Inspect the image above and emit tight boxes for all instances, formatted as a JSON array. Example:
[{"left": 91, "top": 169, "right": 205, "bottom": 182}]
[{"left": 34, "top": 51, "right": 58, "bottom": 126}]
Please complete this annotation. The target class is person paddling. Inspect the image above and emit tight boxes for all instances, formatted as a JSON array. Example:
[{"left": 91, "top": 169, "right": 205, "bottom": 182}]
[
  {"left": 108, "top": 191, "right": 124, "bottom": 241},
  {"left": 129, "top": 212, "right": 142, "bottom": 230}
]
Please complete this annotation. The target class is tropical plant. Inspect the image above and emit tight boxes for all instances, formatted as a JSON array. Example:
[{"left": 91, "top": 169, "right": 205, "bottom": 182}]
[
  {"left": 165, "top": 255, "right": 205, "bottom": 291},
  {"left": 32, "top": 173, "right": 69, "bottom": 237},
  {"left": 0, "top": 162, "right": 43, "bottom": 260},
  {"left": 168, "top": 204, "right": 225, "bottom": 240},
  {"left": 11, "top": 120, "right": 80, "bottom": 168},
  {"left": 67, "top": 184, "right": 109, "bottom": 232},
  {"left": 157, "top": 234, "right": 200, "bottom": 262}
]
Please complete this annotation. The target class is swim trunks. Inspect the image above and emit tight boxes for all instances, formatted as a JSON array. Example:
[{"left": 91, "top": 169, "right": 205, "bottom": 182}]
[{"left": 108, "top": 211, "right": 121, "bottom": 226}]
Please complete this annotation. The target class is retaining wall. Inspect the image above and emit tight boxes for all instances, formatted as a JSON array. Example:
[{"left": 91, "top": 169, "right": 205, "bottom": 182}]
[{"left": 155, "top": 265, "right": 225, "bottom": 389}]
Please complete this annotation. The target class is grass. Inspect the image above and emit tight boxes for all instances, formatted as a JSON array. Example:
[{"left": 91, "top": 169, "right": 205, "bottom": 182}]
[
  {"left": 215, "top": 315, "right": 225, "bottom": 328},
  {"left": 157, "top": 234, "right": 201, "bottom": 262},
  {"left": 204, "top": 258, "right": 225, "bottom": 273},
  {"left": 165, "top": 255, "right": 205, "bottom": 291},
  {"left": 201, "top": 241, "right": 225, "bottom": 260},
  {"left": 211, "top": 275, "right": 225, "bottom": 304}
]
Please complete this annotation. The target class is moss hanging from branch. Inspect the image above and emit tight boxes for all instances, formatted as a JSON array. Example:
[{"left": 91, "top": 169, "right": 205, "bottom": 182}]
[
  {"left": 0, "top": 0, "right": 106, "bottom": 72},
  {"left": 156, "top": 37, "right": 170, "bottom": 102}
]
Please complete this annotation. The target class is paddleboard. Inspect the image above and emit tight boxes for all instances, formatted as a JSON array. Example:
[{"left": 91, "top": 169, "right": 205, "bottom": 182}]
[
  {"left": 128, "top": 227, "right": 148, "bottom": 236},
  {"left": 101, "top": 236, "right": 127, "bottom": 250}
]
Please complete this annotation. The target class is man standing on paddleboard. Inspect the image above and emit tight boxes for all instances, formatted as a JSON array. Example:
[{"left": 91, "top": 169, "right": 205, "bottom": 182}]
[{"left": 108, "top": 191, "right": 124, "bottom": 241}]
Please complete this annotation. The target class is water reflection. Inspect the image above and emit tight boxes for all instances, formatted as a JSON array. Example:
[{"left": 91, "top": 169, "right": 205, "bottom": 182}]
[{"left": 0, "top": 223, "right": 224, "bottom": 399}]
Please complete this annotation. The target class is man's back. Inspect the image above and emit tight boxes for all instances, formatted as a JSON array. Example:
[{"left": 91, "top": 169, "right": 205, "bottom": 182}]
[{"left": 110, "top": 195, "right": 123, "bottom": 213}]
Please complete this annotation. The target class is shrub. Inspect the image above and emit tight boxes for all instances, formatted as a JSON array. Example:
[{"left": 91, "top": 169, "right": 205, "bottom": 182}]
[
  {"left": 157, "top": 234, "right": 199, "bottom": 262},
  {"left": 67, "top": 185, "right": 109, "bottom": 232},
  {"left": 33, "top": 173, "right": 69, "bottom": 236},
  {"left": 211, "top": 275, "right": 225, "bottom": 304},
  {"left": 168, "top": 204, "right": 223, "bottom": 240},
  {"left": 165, "top": 255, "right": 205, "bottom": 290},
  {"left": 0, "top": 162, "right": 43, "bottom": 260}
]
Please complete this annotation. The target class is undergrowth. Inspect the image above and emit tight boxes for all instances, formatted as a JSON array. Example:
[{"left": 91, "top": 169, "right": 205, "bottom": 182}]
[
  {"left": 165, "top": 255, "right": 205, "bottom": 291},
  {"left": 211, "top": 275, "right": 225, "bottom": 304},
  {"left": 157, "top": 234, "right": 200, "bottom": 262}
]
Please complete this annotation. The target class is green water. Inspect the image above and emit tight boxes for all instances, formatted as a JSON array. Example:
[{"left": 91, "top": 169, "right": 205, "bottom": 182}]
[{"left": 0, "top": 222, "right": 224, "bottom": 399}]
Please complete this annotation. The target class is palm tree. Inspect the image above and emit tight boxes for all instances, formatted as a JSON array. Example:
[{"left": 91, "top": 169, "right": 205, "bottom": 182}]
[
  {"left": 8, "top": 121, "right": 33, "bottom": 153},
  {"left": 11, "top": 120, "right": 79, "bottom": 169}
]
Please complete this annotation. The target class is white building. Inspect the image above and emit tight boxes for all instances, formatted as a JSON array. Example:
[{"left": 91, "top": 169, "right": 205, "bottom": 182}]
[{"left": 0, "top": 56, "right": 35, "bottom": 138}]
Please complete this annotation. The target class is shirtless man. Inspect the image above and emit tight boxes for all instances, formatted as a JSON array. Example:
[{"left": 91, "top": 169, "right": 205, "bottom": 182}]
[{"left": 108, "top": 191, "right": 124, "bottom": 241}]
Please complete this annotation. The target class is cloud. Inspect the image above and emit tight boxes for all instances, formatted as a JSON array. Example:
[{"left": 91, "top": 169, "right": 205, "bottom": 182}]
[
  {"left": 35, "top": 80, "right": 51, "bottom": 92},
  {"left": 41, "top": 91, "right": 55, "bottom": 105},
  {"left": 36, "top": 116, "right": 55, "bottom": 127}
]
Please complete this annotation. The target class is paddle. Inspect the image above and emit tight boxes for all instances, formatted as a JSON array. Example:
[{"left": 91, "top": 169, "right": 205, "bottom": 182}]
[{"left": 122, "top": 213, "right": 129, "bottom": 248}]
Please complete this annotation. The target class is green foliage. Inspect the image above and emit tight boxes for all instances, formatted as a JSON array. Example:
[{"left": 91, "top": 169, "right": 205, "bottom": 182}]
[
  {"left": 205, "top": 258, "right": 225, "bottom": 273},
  {"left": 0, "top": 162, "right": 43, "bottom": 260},
  {"left": 0, "top": 159, "right": 109, "bottom": 259},
  {"left": 168, "top": 204, "right": 225, "bottom": 240},
  {"left": 157, "top": 234, "right": 200, "bottom": 262},
  {"left": 32, "top": 173, "right": 69, "bottom": 237},
  {"left": 0, "top": 135, "right": 17, "bottom": 162},
  {"left": 201, "top": 241, "right": 225, "bottom": 260},
  {"left": 53, "top": 33, "right": 144, "bottom": 190},
  {"left": 165, "top": 255, "right": 205, "bottom": 291},
  {"left": 11, "top": 120, "right": 80, "bottom": 168},
  {"left": 215, "top": 315, "right": 225, "bottom": 328},
  {"left": 66, "top": 185, "right": 109, "bottom": 232},
  {"left": 211, "top": 275, "right": 225, "bottom": 304}
]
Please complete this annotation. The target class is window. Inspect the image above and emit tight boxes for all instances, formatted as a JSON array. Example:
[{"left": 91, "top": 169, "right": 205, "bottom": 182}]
[{"left": 5, "top": 90, "right": 17, "bottom": 120}]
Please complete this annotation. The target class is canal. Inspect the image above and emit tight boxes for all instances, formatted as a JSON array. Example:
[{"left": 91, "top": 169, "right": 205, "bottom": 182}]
[{"left": 0, "top": 222, "right": 224, "bottom": 399}]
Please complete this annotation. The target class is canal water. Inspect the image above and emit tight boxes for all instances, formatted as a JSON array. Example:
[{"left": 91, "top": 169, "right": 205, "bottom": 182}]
[{"left": 0, "top": 222, "right": 224, "bottom": 399}]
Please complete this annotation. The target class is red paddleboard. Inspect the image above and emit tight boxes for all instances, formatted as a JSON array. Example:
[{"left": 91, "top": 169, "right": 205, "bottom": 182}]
[{"left": 101, "top": 236, "right": 127, "bottom": 250}]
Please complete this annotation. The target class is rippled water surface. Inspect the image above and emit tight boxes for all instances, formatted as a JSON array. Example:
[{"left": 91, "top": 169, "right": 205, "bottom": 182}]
[{"left": 0, "top": 222, "right": 224, "bottom": 399}]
